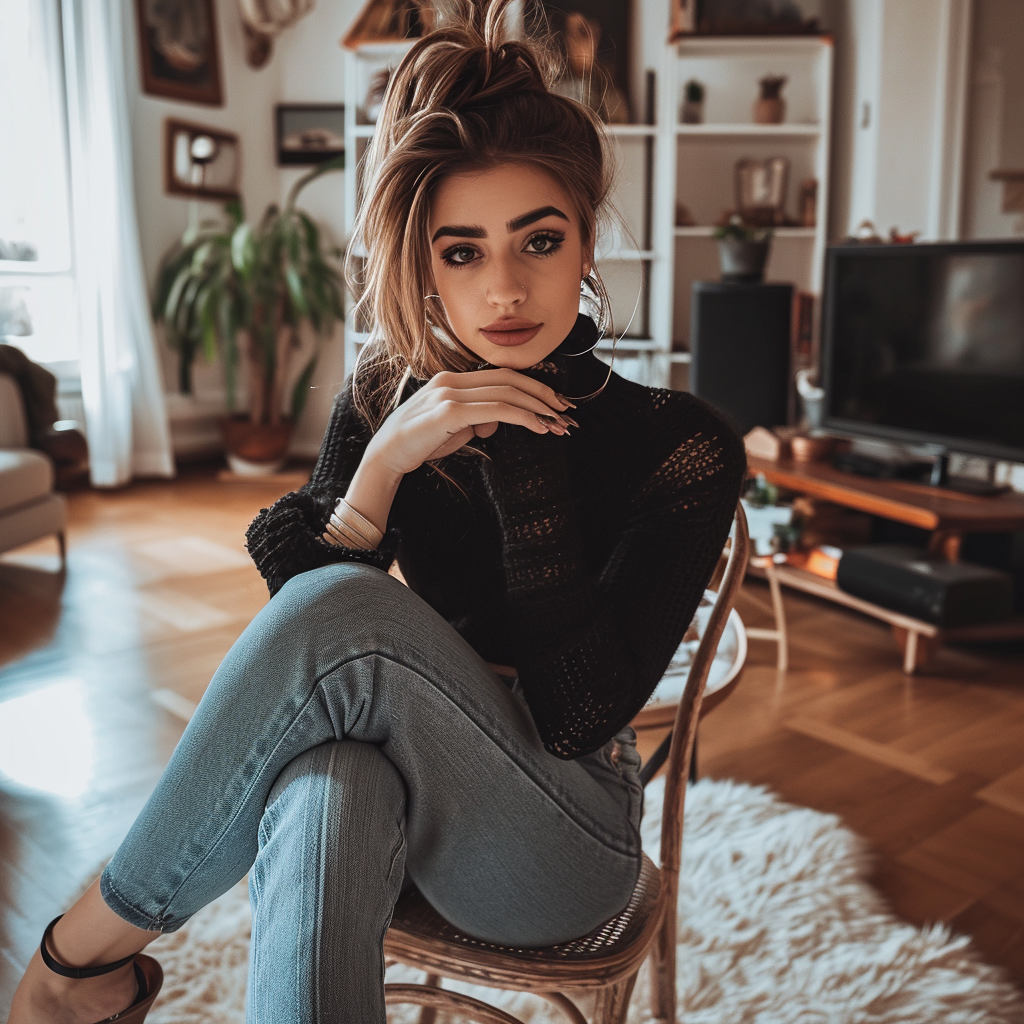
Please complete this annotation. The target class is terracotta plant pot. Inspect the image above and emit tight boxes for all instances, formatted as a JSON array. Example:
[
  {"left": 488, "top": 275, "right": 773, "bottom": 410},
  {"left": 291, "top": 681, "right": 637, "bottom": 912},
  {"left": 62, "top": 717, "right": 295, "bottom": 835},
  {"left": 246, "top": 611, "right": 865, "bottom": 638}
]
[
  {"left": 680, "top": 99, "right": 704, "bottom": 124},
  {"left": 753, "top": 74, "right": 787, "bottom": 125},
  {"left": 753, "top": 97, "right": 786, "bottom": 124},
  {"left": 221, "top": 416, "right": 293, "bottom": 475}
]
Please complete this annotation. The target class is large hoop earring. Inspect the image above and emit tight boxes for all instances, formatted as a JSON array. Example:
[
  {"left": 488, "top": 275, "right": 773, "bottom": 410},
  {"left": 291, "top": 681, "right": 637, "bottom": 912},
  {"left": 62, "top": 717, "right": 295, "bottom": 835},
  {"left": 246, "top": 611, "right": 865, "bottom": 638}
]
[
  {"left": 553, "top": 273, "right": 615, "bottom": 402},
  {"left": 560, "top": 275, "right": 608, "bottom": 356}
]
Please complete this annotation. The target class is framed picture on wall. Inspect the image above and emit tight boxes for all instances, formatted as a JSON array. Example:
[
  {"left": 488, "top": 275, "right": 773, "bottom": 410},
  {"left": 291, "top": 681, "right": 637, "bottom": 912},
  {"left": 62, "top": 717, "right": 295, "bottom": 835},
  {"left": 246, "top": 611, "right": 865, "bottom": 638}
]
[
  {"left": 540, "top": 0, "right": 633, "bottom": 123},
  {"left": 135, "top": 0, "right": 224, "bottom": 106},
  {"left": 164, "top": 119, "right": 240, "bottom": 201},
  {"left": 670, "top": 0, "right": 821, "bottom": 38},
  {"left": 275, "top": 104, "right": 346, "bottom": 166}
]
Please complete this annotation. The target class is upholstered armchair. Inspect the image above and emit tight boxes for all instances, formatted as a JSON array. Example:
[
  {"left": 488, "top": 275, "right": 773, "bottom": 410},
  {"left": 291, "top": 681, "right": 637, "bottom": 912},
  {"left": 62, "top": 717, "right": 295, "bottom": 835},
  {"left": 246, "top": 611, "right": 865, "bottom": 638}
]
[{"left": 0, "top": 372, "right": 68, "bottom": 567}]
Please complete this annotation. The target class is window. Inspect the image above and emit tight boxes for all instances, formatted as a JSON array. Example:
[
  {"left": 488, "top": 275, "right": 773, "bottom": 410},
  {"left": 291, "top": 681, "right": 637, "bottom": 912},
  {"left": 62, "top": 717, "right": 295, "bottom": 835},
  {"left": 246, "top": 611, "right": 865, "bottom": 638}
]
[{"left": 0, "top": 0, "right": 78, "bottom": 367}]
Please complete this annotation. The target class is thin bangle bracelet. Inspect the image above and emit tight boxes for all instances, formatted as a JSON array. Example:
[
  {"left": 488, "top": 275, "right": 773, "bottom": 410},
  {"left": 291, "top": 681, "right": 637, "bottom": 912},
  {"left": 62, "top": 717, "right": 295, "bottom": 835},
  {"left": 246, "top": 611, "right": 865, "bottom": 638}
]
[
  {"left": 335, "top": 498, "right": 382, "bottom": 544},
  {"left": 330, "top": 508, "right": 380, "bottom": 548},
  {"left": 325, "top": 518, "right": 375, "bottom": 549},
  {"left": 324, "top": 508, "right": 380, "bottom": 550}
]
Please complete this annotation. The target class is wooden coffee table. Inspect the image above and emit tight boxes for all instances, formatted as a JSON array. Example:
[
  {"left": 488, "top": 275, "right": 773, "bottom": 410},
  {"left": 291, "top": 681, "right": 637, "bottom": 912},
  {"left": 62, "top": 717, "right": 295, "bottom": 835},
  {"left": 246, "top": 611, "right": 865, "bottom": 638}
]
[{"left": 747, "top": 456, "right": 1024, "bottom": 671}]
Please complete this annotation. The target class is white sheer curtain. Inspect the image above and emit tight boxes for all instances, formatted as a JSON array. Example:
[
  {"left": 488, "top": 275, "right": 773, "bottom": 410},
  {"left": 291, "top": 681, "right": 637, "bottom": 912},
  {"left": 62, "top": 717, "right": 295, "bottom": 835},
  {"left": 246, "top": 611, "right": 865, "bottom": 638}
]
[{"left": 61, "top": 0, "right": 175, "bottom": 487}]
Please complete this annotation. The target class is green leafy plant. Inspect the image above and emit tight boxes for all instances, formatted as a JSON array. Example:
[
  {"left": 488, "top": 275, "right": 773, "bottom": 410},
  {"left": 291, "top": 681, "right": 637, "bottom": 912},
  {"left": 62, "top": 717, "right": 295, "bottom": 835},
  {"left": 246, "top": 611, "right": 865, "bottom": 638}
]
[
  {"left": 743, "top": 472, "right": 780, "bottom": 508},
  {"left": 714, "top": 214, "right": 773, "bottom": 243},
  {"left": 153, "top": 156, "right": 345, "bottom": 425}
]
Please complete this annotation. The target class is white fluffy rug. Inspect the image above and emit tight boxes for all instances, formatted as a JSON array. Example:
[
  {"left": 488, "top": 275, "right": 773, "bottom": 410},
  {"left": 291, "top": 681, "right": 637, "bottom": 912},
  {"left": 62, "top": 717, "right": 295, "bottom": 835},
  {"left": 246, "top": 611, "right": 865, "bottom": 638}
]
[{"left": 141, "top": 778, "right": 1024, "bottom": 1023}]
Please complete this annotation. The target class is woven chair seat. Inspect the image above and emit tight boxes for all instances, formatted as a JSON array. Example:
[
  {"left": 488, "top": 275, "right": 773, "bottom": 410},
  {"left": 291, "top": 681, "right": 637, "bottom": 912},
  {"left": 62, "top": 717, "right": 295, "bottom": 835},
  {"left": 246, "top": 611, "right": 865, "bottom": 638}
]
[{"left": 386, "top": 852, "right": 661, "bottom": 976}]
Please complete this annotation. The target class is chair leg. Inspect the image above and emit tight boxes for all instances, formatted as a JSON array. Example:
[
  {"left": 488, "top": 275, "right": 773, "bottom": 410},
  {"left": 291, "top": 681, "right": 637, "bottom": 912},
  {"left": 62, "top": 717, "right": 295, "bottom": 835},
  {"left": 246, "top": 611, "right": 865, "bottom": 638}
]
[
  {"left": 385, "top": 983, "right": 524, "bottom": 1024},
  {"left": 765, "top": 559, "right": 788, "bottom": 671},
  {"left": 418, "top": 973, "right": 442, "bottom": 1024},
  {"left": 57, "top": 532, "right": 66, "bottom": 572},
  {"left": 592, "top": 970, "right": 639, "bottom": 1024},
  {"left": 649, "top": 906, "right": 677, "bottom": 1024},
  {"left": 538, "top": 992, "right": 588, "bottom": 1024}
]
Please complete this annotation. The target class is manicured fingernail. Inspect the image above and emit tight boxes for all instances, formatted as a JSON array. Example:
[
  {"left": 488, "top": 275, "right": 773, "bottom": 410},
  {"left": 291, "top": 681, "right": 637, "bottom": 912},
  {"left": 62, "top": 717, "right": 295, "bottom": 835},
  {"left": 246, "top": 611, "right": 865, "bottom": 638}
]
[
  {"left": 561, "top": 415, "right": 580, "bottom": 428},
  {"left": 555, "top": 393, "right": 577, "bottom": 409},
  {"left": 538, "top": 413, "right": 567, "bottom": 428},
  {"left": 537, "top": 414, "right": 569, "bottom": 434}
]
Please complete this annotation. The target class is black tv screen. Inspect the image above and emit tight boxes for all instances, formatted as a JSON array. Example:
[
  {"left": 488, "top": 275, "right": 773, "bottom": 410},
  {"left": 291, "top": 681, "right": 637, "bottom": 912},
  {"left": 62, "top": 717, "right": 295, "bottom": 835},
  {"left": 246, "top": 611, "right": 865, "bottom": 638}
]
[{"left": 821, "top": 241, "right": 1024, "bottom": 463}]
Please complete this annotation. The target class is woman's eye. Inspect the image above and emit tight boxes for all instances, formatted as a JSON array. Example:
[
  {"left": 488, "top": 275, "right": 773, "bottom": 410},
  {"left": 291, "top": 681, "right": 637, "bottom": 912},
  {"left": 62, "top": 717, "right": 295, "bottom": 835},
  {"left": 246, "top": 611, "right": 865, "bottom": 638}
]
[
  {"left": 524, "top": 232, "right": 565, "bottom": 256},
  {"left": 441, "top": 245, "right": 478, "bottom": 267}
]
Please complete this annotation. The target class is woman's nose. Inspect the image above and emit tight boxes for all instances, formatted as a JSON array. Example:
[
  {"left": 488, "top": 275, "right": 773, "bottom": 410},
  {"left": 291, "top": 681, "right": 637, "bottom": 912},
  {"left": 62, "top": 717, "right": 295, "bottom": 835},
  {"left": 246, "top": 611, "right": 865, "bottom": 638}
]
[{"left": 485, "top": 258, "right": 526, "bottom": 308}]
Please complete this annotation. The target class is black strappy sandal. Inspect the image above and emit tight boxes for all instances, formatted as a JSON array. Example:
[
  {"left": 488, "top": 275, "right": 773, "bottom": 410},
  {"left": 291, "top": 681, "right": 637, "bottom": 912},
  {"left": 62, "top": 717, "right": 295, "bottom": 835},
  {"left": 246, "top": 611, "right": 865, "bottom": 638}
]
[{"left": 39, "top": 915, "right": 163, "bottom": 1023}]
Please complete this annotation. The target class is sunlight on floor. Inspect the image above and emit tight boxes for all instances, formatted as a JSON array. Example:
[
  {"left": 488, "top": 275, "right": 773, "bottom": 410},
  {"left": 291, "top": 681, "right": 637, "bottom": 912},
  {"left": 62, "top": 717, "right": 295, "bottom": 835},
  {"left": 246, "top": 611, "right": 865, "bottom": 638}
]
[{"left": 0, "top": 678, "right": 94, "bottom": 798}]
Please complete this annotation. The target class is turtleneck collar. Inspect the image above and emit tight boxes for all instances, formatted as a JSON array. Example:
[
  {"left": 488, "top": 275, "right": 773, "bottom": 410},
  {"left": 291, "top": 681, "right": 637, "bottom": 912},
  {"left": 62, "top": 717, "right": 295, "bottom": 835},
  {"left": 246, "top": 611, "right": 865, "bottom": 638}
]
[{"left": 477, "top": 313, "right": 614, "bottom": 405}]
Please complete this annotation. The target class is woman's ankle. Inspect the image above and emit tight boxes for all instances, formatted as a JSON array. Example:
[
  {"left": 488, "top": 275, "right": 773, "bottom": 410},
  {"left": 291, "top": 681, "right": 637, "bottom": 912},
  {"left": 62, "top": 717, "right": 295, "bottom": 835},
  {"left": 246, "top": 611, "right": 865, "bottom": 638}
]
[
  {"left": 9, "top": 949, "right": 139, "bottom": 1024},
  {"left": 48, "top": 877, "right": 158, "bottom": 967}
]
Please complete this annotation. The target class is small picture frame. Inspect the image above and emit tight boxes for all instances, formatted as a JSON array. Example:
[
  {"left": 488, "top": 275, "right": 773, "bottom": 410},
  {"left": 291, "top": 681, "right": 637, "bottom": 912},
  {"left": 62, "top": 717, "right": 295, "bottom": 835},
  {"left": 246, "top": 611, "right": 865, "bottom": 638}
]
[
  {"left": 135, "top": 0, "right": 223, "bottom": 106},
  {"left": 164, "top": 119, "right": 241, "bottom": 201},
  {"left": 275, "top": 104, "right": 346, "bottom": 166},
  {"left": 674, "top": 0, "right": 821, "bottom": 37},
  {"left": 542, "top": 0, "right": 633, "bottom": 124}
]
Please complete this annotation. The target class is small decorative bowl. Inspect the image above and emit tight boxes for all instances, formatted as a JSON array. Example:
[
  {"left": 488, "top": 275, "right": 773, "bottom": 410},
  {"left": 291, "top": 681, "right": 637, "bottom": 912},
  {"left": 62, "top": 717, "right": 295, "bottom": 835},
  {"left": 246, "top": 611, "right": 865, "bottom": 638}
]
[{"left": 790, "top": 435, "right": 836, "bottom": 463}]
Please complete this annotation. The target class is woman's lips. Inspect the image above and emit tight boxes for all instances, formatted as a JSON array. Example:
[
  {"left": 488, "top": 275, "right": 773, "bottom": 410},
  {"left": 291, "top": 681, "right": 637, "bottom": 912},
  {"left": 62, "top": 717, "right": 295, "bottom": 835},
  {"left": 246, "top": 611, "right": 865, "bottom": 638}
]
[{"left": 480, "top": 324, "right": 542, "bottom": 347}]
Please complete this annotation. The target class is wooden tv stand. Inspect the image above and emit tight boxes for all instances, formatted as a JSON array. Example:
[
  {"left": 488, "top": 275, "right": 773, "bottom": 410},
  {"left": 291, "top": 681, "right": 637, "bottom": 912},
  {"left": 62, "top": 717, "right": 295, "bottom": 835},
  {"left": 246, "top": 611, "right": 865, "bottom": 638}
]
[{"left": 746, "top": 455, "right": 1024, "bottom": 672}]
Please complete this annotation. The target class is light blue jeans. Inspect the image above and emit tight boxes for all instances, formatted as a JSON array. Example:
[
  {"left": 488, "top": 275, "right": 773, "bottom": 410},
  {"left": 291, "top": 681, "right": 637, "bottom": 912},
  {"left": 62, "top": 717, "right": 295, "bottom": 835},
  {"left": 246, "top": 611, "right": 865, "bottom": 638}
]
[{"left": 99, "top": 562, "right": 645, "bottom": 1023}]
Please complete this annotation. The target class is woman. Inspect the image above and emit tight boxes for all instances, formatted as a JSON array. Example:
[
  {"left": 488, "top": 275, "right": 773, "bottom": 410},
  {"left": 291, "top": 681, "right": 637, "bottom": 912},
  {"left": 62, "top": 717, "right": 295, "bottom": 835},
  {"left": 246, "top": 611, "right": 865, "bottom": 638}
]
[{"left": 8, "top": 2, "right": 744, "bottom": 1022}]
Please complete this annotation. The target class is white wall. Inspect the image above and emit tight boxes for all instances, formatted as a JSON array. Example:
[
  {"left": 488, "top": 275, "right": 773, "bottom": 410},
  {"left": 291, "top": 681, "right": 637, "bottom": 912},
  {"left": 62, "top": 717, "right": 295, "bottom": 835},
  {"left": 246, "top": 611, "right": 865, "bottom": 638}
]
[
  {"left": 962, "top": 0, "right": 1024, "bottom": 238},
  {"left": 825, "top": 0, "right": 952, "bottom": 241}
]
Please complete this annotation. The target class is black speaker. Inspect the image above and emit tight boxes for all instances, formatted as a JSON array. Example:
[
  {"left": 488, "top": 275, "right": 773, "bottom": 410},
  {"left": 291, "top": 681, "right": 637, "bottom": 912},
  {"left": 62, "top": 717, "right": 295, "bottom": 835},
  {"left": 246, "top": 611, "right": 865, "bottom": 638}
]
[
  {"left": 837, "top": 544, "right": 1015, "bottom": 627},
  {"left": 689, "top": 281, "right": 793, "bottom": 436}
]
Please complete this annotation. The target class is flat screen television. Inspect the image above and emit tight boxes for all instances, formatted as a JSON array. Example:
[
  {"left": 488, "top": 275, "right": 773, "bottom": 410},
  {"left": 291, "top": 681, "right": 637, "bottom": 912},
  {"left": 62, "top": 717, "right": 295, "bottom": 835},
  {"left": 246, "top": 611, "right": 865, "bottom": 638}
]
[{"left": 821, "top": 240, "right": 1024, "bottom": 465}]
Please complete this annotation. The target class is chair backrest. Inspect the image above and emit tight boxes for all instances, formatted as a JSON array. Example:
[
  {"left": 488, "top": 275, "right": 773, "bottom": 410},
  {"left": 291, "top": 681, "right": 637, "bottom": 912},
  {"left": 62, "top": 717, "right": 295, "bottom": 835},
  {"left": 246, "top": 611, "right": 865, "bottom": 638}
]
[
  {"left": 657, "top": 502, "right": 749, "bottom": 884},
  {"left": 0, "top": 374, "right": 29, "bottom": 449}
]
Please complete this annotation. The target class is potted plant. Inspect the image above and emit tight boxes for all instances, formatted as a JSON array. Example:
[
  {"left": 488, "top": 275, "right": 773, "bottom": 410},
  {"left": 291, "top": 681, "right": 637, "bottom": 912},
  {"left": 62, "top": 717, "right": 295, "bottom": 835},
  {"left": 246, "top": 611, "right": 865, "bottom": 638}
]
[
  {"left": 680, "top": 79, "right": 705, "bottom": 124},
  {"left": 153, "top": 157, "right": 345, "bottom": 474},
  {"left": 713, "top": 215, "right": 773, "bottom": 282},
  {"left": 753, "top": 74, "right": 787, "bottom": 124}
]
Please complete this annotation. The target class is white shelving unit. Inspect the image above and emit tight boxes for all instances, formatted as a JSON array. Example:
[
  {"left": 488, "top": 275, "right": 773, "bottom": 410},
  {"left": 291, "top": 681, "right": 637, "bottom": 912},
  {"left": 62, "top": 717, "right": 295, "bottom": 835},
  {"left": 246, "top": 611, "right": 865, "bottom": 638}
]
[
  {"left": 666, "top": 35, "right": 834, "bottom": 388},
  {"left": 340, "top": 33, "right": 833, "bottom": 391}
]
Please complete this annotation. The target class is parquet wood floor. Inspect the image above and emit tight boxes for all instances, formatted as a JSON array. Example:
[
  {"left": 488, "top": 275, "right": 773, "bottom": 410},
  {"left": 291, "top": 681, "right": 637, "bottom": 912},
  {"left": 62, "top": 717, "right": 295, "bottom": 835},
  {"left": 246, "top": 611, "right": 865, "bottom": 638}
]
[{"left": 1, "top": 463, "right": 1022, "bottom": 1014}]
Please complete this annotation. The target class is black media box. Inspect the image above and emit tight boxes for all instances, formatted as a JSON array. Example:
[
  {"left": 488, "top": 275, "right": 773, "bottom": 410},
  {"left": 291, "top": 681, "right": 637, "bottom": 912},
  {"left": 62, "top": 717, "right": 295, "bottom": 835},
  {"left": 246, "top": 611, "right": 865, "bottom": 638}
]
[{"left": 836, "top": 544, "right": 1015, "bottom": 627}]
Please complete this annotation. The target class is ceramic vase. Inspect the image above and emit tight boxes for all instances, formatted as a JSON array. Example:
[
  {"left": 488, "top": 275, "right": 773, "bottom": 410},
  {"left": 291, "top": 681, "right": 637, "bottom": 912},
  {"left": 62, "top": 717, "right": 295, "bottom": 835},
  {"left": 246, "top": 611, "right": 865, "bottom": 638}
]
[{"left": 753, "top": 75, "right": 787, "bottom": 124}]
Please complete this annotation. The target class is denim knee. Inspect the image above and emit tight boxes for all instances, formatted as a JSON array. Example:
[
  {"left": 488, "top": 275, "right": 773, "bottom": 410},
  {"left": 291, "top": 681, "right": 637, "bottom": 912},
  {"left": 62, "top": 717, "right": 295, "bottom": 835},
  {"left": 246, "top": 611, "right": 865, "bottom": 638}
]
[
  {"left": 255, "top": 739, "right": 409, "bottom": 896},
  {"left": 270, "top": 562, "right": 415, "bottom": 658}
]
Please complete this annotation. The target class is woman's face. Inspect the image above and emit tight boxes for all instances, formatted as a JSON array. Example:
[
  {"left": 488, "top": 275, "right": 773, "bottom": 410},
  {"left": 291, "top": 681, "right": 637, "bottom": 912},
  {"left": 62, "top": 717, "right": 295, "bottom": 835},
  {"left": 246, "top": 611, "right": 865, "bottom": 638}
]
[{"left": 427, "top": 161, "right": 592, "bottom": 369}]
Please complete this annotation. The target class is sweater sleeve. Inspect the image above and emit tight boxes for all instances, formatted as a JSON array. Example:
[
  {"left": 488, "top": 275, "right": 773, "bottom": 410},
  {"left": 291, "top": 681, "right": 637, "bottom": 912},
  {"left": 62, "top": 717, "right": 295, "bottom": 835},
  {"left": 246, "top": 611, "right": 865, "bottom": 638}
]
[
  {"left": 479, "top": 393, "right": 746, "bottom": 759},
  {"left": 245, "top": 373, "right": 401, "bottom": 597}
]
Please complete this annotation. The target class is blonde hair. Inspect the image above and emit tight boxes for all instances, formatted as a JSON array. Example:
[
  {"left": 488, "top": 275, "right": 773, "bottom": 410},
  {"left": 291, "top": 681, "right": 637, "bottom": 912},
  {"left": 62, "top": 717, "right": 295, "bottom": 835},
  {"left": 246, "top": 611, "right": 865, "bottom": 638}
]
[{"left": 345, "top": 0, "right": 619, "bottom": 462}]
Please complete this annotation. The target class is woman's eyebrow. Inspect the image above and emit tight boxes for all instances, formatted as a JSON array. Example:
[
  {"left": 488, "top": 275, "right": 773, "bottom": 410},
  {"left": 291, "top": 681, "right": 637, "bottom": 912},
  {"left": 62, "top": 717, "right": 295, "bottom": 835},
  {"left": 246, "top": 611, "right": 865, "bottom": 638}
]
[
  {"left": 431, "top": 223, "right": 486, "bottom": 243},
  {"left": 430, "top": 206, "right": 570, "bottom": 244},
  {"left": 507, "top": 206, "right": 569, "bottom": 232}
]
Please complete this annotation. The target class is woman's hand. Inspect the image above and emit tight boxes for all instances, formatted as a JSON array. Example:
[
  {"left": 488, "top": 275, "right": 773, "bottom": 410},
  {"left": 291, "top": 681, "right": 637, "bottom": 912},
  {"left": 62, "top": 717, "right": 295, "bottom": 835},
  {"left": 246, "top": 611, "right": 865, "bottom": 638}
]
[{"left": 365, "top": 367, "right": 574, "bottom": 477}]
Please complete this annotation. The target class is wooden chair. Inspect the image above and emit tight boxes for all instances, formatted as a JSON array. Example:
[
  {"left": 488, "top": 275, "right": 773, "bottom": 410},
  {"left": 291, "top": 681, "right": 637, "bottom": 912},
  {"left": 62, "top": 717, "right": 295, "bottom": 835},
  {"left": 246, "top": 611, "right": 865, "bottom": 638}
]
[
  {"left": 744, "top": 554, "right": 789, "bottom": 671},
  {"left": 382, "top": 502, "right": 751, "bottom": 1024}
]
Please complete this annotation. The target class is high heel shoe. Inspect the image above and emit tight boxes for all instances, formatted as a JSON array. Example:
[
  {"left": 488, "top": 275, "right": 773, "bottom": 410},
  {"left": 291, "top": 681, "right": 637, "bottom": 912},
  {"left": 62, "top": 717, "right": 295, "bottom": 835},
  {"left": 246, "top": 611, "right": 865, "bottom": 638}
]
[{"left": 39, "top": 915, "right": 163, "bottom": 1023}]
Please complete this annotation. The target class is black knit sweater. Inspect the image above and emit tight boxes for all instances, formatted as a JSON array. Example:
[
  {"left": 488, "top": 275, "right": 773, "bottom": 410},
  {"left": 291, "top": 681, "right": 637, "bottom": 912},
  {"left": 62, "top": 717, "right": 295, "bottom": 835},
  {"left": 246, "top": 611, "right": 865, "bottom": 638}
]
[{"left": 245, "top": 330, "right": 746, "bottom": 760}]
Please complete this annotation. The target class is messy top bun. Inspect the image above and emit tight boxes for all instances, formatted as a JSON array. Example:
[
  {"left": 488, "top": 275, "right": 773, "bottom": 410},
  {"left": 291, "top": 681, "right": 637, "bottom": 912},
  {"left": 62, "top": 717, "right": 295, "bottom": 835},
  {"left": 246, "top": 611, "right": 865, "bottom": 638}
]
[{"left": 346, "top": 0, "right": 616, "bottom": 434}]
